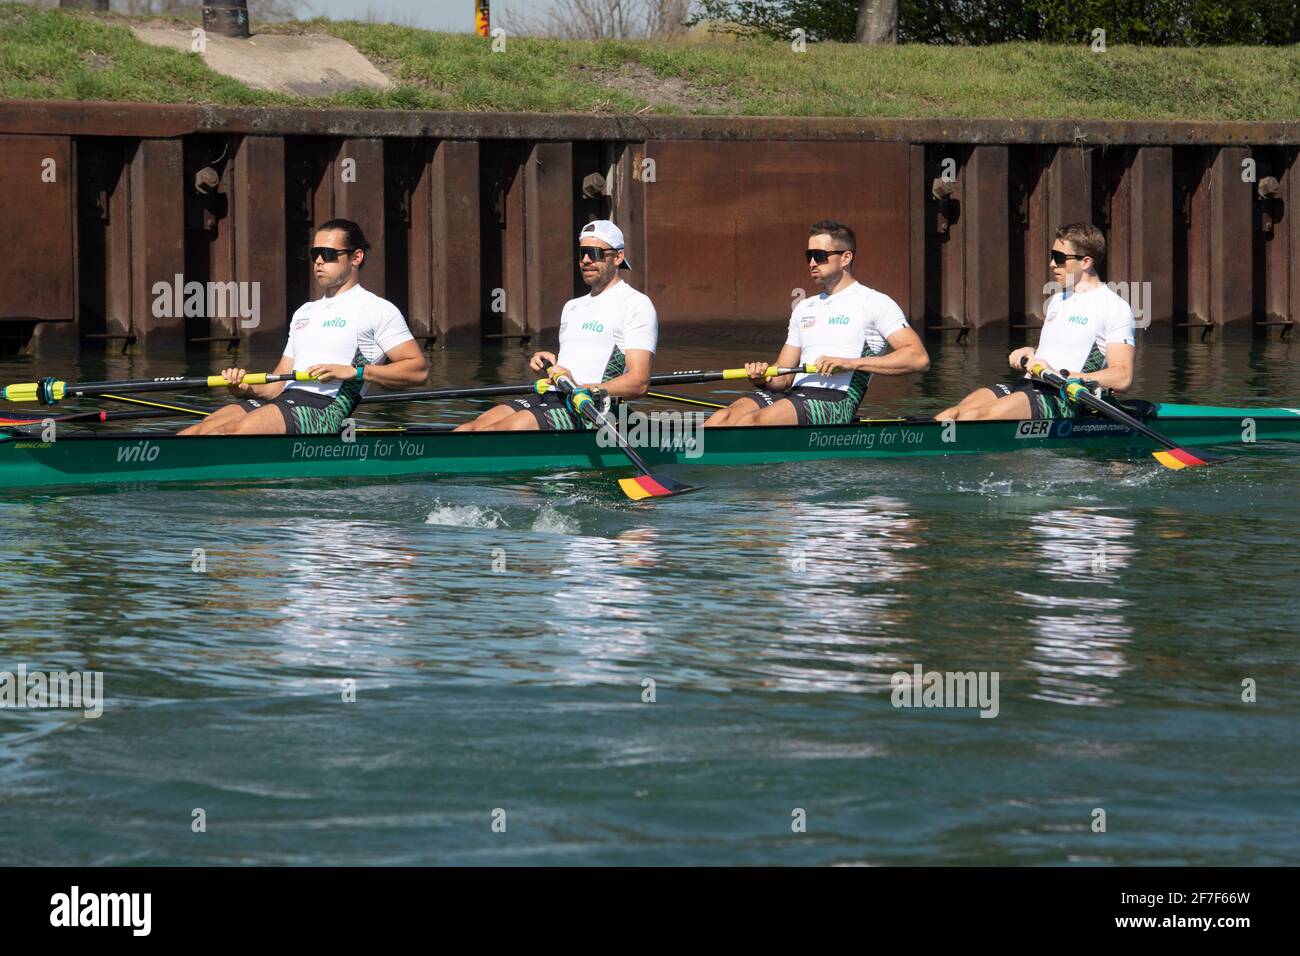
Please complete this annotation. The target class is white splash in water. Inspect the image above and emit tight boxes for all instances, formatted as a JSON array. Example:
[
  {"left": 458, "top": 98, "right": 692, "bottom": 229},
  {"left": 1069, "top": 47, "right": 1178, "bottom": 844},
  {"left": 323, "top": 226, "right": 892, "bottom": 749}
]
[
  {"left": 531, "top": 505, "right": 581, "bottom": 535},
  {"left": 423, "top": 502, "right": 506, "bottom": 529},
  {"left": 422, "top": 499, "right": 580, "bottom": 535}
]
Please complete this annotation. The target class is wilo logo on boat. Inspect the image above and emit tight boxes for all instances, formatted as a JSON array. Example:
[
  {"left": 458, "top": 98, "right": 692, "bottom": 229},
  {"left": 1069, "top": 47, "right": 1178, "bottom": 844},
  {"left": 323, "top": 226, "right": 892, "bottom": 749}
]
[
  {"left": 891, "top": 664, "right": 999, "bottom": 718},
  {"left": 151, "top": 274, "right": 261, "bottom": 329},
  {"left": 0, "top": 665, "right": 103, "bottom": 718},
  {"left": 1042, "top": 280, "right": 1153, "bottom": 329},
  {"left": 117, "top": 441, "right": 160, "bottom": 464},
  {"left": 596, "top": 407, "right": 705, "bottom": 459}
]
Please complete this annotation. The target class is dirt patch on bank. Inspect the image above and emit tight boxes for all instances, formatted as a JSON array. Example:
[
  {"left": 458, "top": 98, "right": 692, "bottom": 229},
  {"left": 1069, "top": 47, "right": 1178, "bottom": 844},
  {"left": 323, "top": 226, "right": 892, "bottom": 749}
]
[{"left": 578, "top": 64, "right": 738, "bottom": 114}]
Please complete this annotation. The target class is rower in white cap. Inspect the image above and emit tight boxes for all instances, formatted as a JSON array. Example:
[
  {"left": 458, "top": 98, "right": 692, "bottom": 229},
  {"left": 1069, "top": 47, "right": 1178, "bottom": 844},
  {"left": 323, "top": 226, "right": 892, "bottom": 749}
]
[{"left": 456, "top": 220, "right": 659, "bottom": 432}]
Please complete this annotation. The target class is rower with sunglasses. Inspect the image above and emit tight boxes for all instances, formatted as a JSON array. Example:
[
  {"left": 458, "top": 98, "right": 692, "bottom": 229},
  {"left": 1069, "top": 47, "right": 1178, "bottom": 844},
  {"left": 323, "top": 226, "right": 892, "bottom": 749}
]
[
  {"left": 456, "top": 220, "right": 657, "bottom": 433},
  {"left": 180, "top": 219, "right": 427, "bottom": 436},
  {"left": 705, "top": 219, "right": 929, "bottom": 428},
  {"left": 935, "top": 222, "right": 1135, "bottom": 422}
]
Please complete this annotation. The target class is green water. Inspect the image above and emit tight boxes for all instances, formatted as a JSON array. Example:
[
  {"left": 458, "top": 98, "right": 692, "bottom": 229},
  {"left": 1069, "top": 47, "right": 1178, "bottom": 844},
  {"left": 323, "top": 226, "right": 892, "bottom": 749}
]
[{"left": 1, "top": 338, "right": 1297, "bottom": 865}]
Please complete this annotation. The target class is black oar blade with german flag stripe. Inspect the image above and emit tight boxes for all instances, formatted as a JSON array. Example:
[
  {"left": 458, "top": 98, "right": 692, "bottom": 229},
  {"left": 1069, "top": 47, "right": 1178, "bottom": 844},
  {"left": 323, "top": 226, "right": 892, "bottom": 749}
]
[
  {"left": 618, "top": 472, "right": 700, "bottom": 501},
  {"left": 1151, "top": 446, "right": 1232, "bottom": 469}
]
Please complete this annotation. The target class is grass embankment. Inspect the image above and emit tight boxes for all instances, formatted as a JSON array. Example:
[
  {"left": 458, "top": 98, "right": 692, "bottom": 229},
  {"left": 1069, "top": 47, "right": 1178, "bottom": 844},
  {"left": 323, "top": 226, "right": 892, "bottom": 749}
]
[{"left": 1, "top": 2, "right": 1298, "bottom": 119}]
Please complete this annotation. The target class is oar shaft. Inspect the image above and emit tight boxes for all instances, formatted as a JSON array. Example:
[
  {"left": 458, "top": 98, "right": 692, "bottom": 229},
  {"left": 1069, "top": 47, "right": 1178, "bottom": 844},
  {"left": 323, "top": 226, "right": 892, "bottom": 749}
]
[
  {"left": 5, "top": 365, "right": 815, "bottom": 407},
  {"left": 359, "top": 365, "right": 816, "bottom": 405},
  {"left": 1, "top": 371, "right": 315, "bottom": 404},
  {"left": 360, "top": 381, "right": 549, "bottom": 403},
  {"left": 0, "top": 407, "right": 192, "bottom": 427}
]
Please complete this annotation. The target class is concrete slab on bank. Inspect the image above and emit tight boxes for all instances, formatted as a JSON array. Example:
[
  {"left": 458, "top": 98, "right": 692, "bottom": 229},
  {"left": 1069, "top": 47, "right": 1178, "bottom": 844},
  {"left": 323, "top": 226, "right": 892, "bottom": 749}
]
[{"left": 129, "top": 25, "right": 393, "bottom": 97}]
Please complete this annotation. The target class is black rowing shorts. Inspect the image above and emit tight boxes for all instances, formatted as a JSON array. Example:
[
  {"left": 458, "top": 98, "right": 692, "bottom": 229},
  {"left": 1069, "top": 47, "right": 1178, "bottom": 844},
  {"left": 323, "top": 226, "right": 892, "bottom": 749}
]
[{"left": 239, "top": 388, "right": 358, "bottom": 435}]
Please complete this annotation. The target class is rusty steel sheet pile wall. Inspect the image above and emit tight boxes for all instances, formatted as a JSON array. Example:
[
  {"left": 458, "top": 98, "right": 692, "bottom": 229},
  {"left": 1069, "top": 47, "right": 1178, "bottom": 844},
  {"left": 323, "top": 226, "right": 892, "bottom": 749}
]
[
  {"left": 640, "top": 141, "right": 912, "bottom": 335},
  {"left": 0, "top": 100, "right": 1297, "bottom": 355}
]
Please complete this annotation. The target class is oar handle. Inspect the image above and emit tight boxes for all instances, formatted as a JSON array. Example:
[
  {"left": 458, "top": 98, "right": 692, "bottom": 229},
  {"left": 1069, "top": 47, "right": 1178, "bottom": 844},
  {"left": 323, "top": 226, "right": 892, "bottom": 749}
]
[
  {"left": 202, "top": 371, "right": 316, "bottom": 388},
  {"left": 718, "top": 365, "right": 817, "bottom": 380},
  {"left": 1026, "top": 361, "right": 1095, "bottom": 402}
]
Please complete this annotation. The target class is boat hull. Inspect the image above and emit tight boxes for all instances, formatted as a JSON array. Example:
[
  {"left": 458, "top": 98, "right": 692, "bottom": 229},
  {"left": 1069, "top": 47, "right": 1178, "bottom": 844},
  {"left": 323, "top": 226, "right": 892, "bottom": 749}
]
[{"left": 1, "top": 404, "right": 1296, "bottom": 490}]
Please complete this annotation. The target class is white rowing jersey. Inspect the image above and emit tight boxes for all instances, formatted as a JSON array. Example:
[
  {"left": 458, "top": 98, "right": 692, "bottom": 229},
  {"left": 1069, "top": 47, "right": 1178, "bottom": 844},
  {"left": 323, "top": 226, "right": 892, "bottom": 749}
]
[
  {"left": 1031, "top": 283, "right": 1136, "bottom": 377},
  {"left": 282, "top": 284, "right": 415, "bottom": 398},
  {"left": 556, "top": 279, "right": 658, "bottom": 384},
  {"left": 786, "top": 281, "right": 909, "bottom": 391}
]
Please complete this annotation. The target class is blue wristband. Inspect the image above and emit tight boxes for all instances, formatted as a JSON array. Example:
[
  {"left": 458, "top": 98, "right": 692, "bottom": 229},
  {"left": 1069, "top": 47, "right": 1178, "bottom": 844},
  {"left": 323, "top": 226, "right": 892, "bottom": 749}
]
[{"left": 354, "top": 366, "right": 364, "bottom": 382}]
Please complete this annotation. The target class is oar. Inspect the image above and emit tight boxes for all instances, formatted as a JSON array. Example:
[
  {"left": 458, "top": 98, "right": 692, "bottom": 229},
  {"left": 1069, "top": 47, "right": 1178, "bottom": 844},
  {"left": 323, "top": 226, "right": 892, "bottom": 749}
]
[
  {"left": 543, "top": 362, "right": 698, "bottom": 500},
  {"left": 99, "top": 393, "right": 215, "bottom": 417},
  {"left": 1, "top": 371, "right": 316, "bottom": 405},
  {"left": 645, "top": 389, "right": 908, "bottom": 424},
  {"left": 646, "top": 390, "right": 727, "bottom": 409},
  {"left": 0, "top": 406, "right": 196, "bottom": 427},
  {"left": 358, "top": 365, "right": 817, "bottom": 406},
  {"left": 1027, "top": 361, "right": 1228, "bottom": 469}
]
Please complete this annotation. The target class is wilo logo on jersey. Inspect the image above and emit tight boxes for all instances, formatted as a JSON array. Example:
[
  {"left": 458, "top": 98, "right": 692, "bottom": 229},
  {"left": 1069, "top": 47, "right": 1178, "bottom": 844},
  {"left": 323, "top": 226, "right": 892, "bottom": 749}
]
[
  {"left": 0, "top": 665, "right": 103, "bottom": 718},
  {"left": 152, "top": 274, "right": 261, "bottom": 329},
  {"left": 596, "top": 407, "right": 706, "bottom": 459},
  {"left": 322, "top": 317, "right": 347, "bottom": 328},
  {"left": 580, "top": 320, "right": 605, "bottom": 333},
  {"left": 1042, "top": 280, "right": 1153, "bottom": 329},
  {"left": 827, "top": 314, "right": 850, "bottom": 325}
]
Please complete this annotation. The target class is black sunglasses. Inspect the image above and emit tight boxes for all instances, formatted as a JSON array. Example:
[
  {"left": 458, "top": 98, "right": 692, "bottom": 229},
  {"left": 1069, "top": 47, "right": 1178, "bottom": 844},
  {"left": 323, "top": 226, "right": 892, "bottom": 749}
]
[
  {"left": 578, "top": 245, "right": 615, "bottom": 262},
  {"left": 309, "top": 246, "right": 356, "bottom": 263},
  {"left": 1050, "top": 250, "right": 1088, "bottom": 265},
  {"left": 805, "top": 249, "right": 846, "bottom": 264}
]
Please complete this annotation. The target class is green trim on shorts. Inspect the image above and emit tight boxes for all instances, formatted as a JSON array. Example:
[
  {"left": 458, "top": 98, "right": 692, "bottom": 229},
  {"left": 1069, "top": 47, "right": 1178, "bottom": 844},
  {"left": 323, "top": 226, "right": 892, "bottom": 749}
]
[
  {"left": 800, "top": 391, "right": 864, "bottom": 426},
  {"left": 801, "top": 339, "right": 881, "bottom": 425},
  {"left": 1030, "top": 344, "right": 1103, "bottom": 419},
  {"left": 289, "top": 355, "right": 366, "bottom": 434},
  {"left": 1028, "top": 388, "right": 1076, "bottom": 420},
  {"left": 545, "top": 406, "right": 582, "bottom": 430},
  {"left": 536, "top": 349, "right": 623, "bottom": 431}
]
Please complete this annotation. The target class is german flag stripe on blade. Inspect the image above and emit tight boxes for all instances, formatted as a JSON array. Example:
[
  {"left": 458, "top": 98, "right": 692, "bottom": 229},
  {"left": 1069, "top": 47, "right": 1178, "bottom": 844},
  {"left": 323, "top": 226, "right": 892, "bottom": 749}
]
[
  {"left": 1152, "top": 448, "right": 1208, "bottom": 469},
  {"left": 619, "top": 475, "right": 673, "bottom": 499},
  {"left": 619, "top": 473, "right": 698, "bottom": 500}
]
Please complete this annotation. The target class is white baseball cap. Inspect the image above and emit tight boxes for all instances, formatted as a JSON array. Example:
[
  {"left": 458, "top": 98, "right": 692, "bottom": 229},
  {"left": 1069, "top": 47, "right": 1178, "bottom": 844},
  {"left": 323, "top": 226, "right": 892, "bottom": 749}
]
[{"left": 578, "top": 220, "right": 631, "bottom": 270}]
